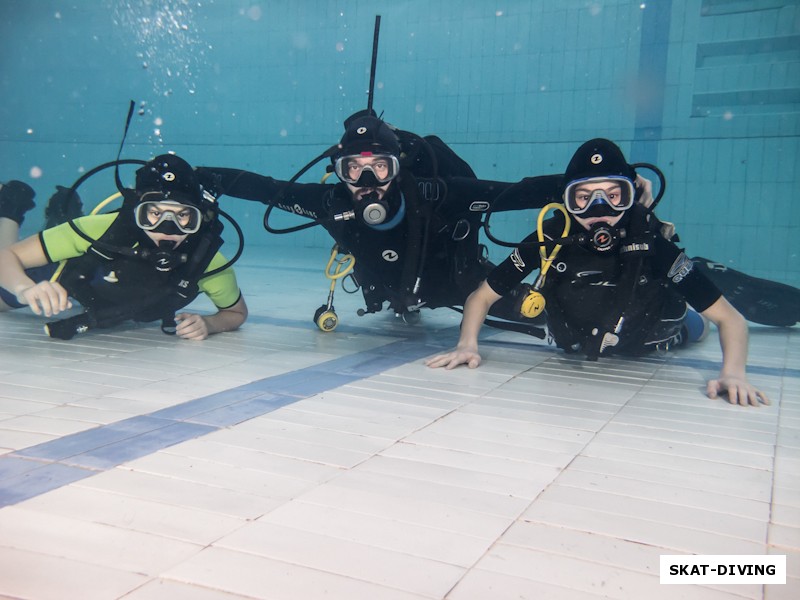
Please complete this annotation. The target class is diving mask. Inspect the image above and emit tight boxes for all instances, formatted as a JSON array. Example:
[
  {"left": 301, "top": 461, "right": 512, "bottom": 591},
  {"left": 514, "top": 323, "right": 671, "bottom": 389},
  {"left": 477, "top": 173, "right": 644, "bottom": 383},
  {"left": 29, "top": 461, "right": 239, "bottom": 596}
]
[
  {"left": 334, "top": 153, "right": 400, "bottom": 187},
  {"left": 134, "top": 194, "right": 202, "bottom": 234},
  {"left": 564, "top": 176, "right": 635, "bottom": 215}
]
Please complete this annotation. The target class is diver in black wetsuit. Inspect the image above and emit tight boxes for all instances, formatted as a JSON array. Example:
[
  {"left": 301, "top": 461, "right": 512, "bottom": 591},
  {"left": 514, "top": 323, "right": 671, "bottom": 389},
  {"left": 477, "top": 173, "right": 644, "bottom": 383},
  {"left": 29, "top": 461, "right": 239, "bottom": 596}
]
[
  {"left": 197, "top": 113, "right": 570, "bottom": 333},
  {"left": 427, "top": 138, "right": 785, "bottom": 408}
]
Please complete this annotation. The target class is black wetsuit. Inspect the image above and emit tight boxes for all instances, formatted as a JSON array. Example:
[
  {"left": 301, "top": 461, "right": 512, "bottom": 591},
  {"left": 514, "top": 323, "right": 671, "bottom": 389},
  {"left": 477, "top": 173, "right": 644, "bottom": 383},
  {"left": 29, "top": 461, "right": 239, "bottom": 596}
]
[
  {"left": 487, "top": 205, "right": 723, "bottom": 356},
  {"left": 196, "top": 165, "right": 563, "bottom": 321}
]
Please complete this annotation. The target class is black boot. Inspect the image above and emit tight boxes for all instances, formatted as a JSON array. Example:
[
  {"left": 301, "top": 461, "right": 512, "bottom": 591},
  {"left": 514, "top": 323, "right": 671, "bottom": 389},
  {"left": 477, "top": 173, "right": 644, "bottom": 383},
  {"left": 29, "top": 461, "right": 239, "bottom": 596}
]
[
  {"left": 0, "top": 180, "right": 36, "bottom": 225},
  {"left": 44, "top": 185, "right": 83, "bottom": 229}
]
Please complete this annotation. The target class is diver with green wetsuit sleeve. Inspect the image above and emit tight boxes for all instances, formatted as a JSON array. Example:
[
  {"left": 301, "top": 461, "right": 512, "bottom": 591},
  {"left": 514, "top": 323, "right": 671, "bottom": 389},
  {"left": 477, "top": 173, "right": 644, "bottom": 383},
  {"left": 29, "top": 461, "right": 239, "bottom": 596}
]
[{"left": 0, "top": 154, "right": 247, "bottom": 340}]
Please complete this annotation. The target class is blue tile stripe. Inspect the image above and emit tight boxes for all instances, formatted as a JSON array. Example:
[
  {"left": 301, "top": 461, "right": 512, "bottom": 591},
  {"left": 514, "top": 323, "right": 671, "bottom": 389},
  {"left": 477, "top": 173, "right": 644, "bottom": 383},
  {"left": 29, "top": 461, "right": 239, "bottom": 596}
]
[{"left": 0, "top": 330, "right": 458, "bottom": 508}]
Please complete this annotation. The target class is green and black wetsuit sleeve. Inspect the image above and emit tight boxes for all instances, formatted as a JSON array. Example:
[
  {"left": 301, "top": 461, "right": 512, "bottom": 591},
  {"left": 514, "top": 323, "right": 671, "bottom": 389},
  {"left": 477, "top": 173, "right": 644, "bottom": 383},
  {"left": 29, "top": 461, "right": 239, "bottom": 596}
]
[{"left": 195, "top": 166, "right": 332, "bottom": 221}]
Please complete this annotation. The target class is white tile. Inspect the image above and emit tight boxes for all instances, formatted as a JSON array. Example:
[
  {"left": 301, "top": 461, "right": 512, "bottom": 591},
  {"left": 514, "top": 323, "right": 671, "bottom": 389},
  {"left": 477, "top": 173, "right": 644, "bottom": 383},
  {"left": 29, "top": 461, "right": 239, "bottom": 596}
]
[
  {"left": 764, "top": 577, "right": 800, "bottom": 600},
  {"left": 24, "top": 403, "right": 138, "bottom": 425},
  {"left": 0, "top": 383, "right": 89, "bottom": 404},
  {"left": 161, "top": 437, "right": 340, "bottom": 483},
  {"left": 21, "top": 484, "right": 246, "bottom": 545},
  {"left": 602, "top": 420, "right": 776, "bottom": 455},
  {"left": 204, "top": 424, "right": 379, "bottom": 468},
  {"left": 580, "top": 439, "right": 774, "bottom": 480},
  {"left": 328, "top": 468, "right": 532, "bottom": 518},
  {"left": 0, "top": 414, "right": 98, "bottom": 436},
  {"left": 0, "top": 427, "right": 57, "bottom": 450},
  {"left": 418, "top": 410, "right": 593, "bottom": 449},
  {"left": 536, "top": 483, "right": 767, "bottom": 541},
  {"left": 77, "top": 468, "right": 285, "bottom": 519},
  {"left": 554, "top": 467, "right": 770, "bottom": 519},
  {"left": 0, "top": 395, "right": 60, "bottom": 416},
  {"left": 232, "top": 415, "right": 396, "bottom": 453},
  {"left": 500, "top": 521, "right": 665, "bottom": 574},
  {"left": 122, "top": 579, "right": 256, "bottom": 600},
  {"left": 0, "top": 506, "right": 202, "bottom": 574},
  {"left": 217, "top": 520, "right": 466, "bottom": 598},
  {"left": 368, "top": 446, "right": 560, "bottom": 497},
  {"left": 448, "top": 568, "right": 609, "bottom": 600},
  {"left": 459, "top": 401, "right": 612, "bottom": 432},
  {"left": 769, "top": 523, "right": 800, "bottom": 550},
  {"left": 474, "top": 543, "right": 742, "bottom": 600},
  {"left": 522, "top": 499, "right": 765, "bottom": 555},
  {"left": 258, "top": 499, "right": 494, "bottom": 566},
  {"left": 297, "top": 481, "right": 511, "bottom": 539},
  {"left": 589, "top": 429, "right": 775, "bottom": 469},
  {"left": 327, "top": 381, "right": 469, "bottom": 410},
  {"left": 567, "top": 455, "right": 773, "bottom": 502},
  {"left": 401, "top": 427, "right": 578, "bottom": 468},
  {"left": 164, "top": 546, "right": 431, "bottom": 600},
  {"left": 772, "top": 503, "right": 800, "bottom": 528},
  {"left": 0, "top": 545, "right": 148, "bottom": 600},
  {"left": 127, "top": 451, "right": 323, "bottom": 500},
  {"left": 278, "top": 391, "right": 443, "bottom": 422}
]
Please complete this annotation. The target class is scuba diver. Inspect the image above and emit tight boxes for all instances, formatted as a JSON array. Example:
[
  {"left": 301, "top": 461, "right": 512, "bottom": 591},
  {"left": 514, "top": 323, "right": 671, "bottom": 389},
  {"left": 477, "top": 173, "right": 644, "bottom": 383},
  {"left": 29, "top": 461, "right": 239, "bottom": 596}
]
[
  {"left": 426, "top": 138, "right": 785, "bottom": 408},
  {"left": 0, "top": 154, "right": 247, "bottom": 341},
  {"left": 196, "top": 111, "right": 575, "bottom": 334}
]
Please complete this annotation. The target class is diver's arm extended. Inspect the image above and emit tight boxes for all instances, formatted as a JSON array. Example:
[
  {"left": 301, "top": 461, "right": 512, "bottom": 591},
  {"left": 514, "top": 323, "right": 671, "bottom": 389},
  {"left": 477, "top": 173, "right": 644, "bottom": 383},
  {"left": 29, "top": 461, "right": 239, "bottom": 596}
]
[
  {"left": 0, "top": 235, "right": 71, "bottom": 316},
  {"left": 175, "top": 295, "right": 248, "bottom": 341},
  {"left": 195, "top": 166, "right": 331, "bottom": 218},
  {"left": 425, "top": 280, "right": 502, "bottom": 369},
  {"left": 480, "top": 174, "right": 564, "bottom": 212},
  {"left": 701, "top": 296, "right": 770, "bottom": 407}
]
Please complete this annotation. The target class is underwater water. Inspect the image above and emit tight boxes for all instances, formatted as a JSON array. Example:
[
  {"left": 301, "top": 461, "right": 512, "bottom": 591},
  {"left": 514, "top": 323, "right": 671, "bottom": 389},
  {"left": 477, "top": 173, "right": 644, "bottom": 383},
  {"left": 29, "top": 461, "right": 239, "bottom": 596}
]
[{"left": 0, "top": 0, "right": 798, "bottom": 285}]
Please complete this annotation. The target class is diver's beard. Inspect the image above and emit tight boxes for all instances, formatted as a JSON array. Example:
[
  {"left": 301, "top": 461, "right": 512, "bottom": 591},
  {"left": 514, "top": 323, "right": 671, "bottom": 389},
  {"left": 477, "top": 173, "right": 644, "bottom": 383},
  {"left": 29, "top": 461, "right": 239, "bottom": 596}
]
[
  {"left": 359, "top": 190, "right": 380, "bottom": 202},
  {"left": 348, "top": 181, "right": 391, "bottom": 202},
  {"left": 353, "top": 188, "right": 382, "bottom": 202}
]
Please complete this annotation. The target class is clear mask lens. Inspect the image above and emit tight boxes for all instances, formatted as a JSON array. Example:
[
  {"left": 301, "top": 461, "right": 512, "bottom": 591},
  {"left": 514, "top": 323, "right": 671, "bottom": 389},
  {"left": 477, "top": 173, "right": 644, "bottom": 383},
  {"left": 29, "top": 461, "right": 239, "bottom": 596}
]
[
  {"left": 334, "top": 153, "right": 400, "bottom": 186},
  {"left": 564, "top": 176, "right": 635, "bottom": 215},
  {"left": 134, "top": 196, "right": 202, "bottom": 234}
]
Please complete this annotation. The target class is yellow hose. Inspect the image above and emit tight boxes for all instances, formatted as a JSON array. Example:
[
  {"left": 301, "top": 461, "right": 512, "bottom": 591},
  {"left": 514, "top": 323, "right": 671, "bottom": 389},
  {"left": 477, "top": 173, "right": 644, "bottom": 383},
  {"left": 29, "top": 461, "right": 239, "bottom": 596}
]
[
  {"left": 50, "top": 191, "right": 123, "bottom": 282},
  {"left": 519, "top": 203, "right": 571, "bottom": 319}
]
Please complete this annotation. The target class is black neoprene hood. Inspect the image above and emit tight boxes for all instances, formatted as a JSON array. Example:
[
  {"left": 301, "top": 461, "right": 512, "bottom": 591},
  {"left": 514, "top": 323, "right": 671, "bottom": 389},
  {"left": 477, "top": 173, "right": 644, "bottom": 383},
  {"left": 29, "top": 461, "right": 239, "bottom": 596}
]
[
  {"left": 337, "top": 116, "right": 401, "bottom": 157},
  {"left": 135, "top": 154, "right": 203, "bottom": 206},
  {"left": 564, "top": 138, "right": 636, "bottom": 188}
]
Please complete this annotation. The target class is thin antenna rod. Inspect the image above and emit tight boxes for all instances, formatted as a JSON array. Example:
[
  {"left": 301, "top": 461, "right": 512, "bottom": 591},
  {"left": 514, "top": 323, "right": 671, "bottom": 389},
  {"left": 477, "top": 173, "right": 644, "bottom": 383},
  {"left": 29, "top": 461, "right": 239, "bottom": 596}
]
[{"left": 366, "top": 15, "right": 381, "bottom": 113}]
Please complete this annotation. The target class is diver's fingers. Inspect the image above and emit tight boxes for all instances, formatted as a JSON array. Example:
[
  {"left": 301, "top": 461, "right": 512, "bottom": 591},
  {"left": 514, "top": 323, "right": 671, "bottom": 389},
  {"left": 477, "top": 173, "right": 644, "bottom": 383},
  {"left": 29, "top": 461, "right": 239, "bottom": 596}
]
[
  {"left": 52, "top": 282, "right": 71, "bottom": 312},
  {"left": 425, "top": 353, "right": 453, "bottom": 369},
  {"left": 176, "top": 314, "right": 209, "bottom": 340}
]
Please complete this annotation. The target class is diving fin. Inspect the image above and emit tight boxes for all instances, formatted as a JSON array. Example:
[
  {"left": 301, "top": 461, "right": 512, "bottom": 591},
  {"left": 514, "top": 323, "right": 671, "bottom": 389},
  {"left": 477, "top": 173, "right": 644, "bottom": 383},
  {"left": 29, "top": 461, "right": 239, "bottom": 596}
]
[{"left": 693, "top": 257, "right": 799, "bottom": 327}]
